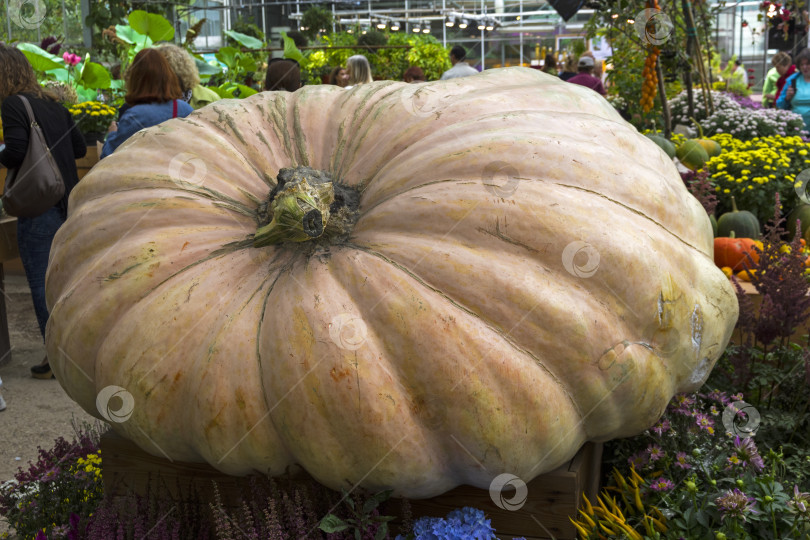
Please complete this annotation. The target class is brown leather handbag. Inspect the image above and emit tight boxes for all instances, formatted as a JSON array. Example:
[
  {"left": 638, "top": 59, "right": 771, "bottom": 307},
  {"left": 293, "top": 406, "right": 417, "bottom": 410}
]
[{"left": 2, "top": 95, "right": 65, "bottom": 218}]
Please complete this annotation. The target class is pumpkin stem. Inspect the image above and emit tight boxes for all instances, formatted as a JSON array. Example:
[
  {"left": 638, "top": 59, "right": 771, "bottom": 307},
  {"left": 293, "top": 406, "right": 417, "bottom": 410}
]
[
  {"left": 731, "top": 196, "right": 739, "bottom": 213},
  {"left": 689, "top": 116, "right": 704, "bottom": 139},
  {"left": 254, "top": 167, "right": 335, "bottom": 247},
  {"left": 253, "top": 166, "right": 360, "bottom": 247}
]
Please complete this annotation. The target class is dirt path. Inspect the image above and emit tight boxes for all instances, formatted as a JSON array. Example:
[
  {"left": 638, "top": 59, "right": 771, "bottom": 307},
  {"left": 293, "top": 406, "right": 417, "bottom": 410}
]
[{"left": 0, "top": 272, "right": 98, "bottom": 535}]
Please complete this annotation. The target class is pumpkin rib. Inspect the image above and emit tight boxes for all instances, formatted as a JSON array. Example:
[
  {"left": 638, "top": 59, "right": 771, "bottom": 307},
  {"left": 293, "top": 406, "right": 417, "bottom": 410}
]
[
  {"left": 332, "top": 85, "right": 402, "bottom": 180},
  {"left": 354, "top": 115, "right": 695, "bottom": 246},
  {"left": 346, "top": 241, "right": 587, "bottom": 424},
  {"left": 356, "top": 112, "right": 632, "bottom": 197},
  {"left": 554, "top": 182, "right": 709, "bottom": 255}
]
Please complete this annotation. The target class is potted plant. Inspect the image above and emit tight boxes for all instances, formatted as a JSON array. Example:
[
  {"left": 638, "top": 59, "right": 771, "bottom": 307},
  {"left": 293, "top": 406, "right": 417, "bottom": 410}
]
[{"left": 68, "top": 101, "right": 117, "bottom": 147}]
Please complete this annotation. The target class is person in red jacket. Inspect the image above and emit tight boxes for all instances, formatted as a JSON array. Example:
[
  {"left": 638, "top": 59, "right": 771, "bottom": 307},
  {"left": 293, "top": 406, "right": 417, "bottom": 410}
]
[
  {"left": 566, "top": 56, "right": 606, "bottom": 96},
  {"left": 774, "top": 54, "right": 796, "bottom": 104}
]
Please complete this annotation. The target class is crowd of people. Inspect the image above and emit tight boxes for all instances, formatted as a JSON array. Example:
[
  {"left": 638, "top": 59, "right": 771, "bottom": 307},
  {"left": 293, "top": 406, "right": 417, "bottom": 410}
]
[{"left": 770, "top": 49, "right": 810, "bottom": 132}]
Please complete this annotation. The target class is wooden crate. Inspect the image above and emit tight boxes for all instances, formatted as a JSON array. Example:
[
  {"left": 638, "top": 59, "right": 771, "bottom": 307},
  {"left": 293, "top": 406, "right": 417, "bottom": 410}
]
[
  {"left": 392, "top": 442, "right": 602, "bottom": 540},
  {"left": 101, "top": 431, "right": 601, "bottom": 540}
]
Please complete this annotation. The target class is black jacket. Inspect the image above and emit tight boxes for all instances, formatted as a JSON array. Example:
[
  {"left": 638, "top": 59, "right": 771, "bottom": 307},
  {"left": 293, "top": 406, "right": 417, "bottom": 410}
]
[{"left": 0, "top": 92, "right": 87, "bottom": 215}]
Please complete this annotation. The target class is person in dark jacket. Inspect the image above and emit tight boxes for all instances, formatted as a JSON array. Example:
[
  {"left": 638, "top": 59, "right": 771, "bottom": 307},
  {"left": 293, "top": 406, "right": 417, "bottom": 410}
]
[{"left": 0, "top": 44, "right": 86, "bottom": 379}]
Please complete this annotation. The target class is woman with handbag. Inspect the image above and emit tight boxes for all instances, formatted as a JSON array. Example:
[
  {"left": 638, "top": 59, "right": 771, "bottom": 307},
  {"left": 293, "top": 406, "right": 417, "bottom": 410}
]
[
  {"left": 0, "top": 44, "right": 86, "bottom": 380},
  {"left": 101, "top": 48, "right": 193, "bottom": 159}
]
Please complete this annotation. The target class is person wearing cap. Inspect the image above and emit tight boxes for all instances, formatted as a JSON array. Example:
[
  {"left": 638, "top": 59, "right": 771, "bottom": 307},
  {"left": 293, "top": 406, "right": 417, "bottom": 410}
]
[
  {"left": 440, "top": 45, "right": 479, "bottom": 80},
  {"left": 565, "top": 56, "right": 606, "bottom": 96}
]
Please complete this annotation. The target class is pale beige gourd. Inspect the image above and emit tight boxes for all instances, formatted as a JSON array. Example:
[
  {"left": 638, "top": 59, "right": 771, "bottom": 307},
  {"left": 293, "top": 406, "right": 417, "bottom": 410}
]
[{"left": 45, "top": 67, "right": 738, "bottom": 498}]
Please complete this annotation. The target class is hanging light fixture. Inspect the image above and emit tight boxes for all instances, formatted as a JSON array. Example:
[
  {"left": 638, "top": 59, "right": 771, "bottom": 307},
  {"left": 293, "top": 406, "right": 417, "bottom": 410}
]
[
  {"left": 412, "top": 23, "right": 421, "bottom": 32},
  {"left": 422, "top": 22, "right": 430, "bottom": 33},
  {"left": 390, "top": 20, "right": 400, "bottom": 31},
  {"left": 486, "top": 19, "right": 494, "bottom": 31},
  {"left": 477, "top": 19, "right": 486, "bottom": 30},
  {"left": 458, "top": 18, "right": 469, "bottom": 29},
  {"left": 446, "top": 15, "right": 455, "bottom": 27},
  {"left": 376, "top": 19, "right": 386, "bottom": 29}
]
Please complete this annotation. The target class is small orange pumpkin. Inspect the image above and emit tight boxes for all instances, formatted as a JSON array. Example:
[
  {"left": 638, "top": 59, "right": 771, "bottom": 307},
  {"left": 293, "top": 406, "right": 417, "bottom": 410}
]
[{"left": 714, "top": 237, "right": 760, "bottom": 271}]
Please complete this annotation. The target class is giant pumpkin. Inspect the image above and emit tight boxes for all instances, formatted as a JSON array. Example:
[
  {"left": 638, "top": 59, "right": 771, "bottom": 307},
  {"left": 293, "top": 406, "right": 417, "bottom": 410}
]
[{"left": 45, "top": 67, "right": 738, "bottom": 498}]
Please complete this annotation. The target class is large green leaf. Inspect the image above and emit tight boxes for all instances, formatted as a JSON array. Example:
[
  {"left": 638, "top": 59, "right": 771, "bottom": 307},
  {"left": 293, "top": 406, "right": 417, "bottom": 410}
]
[
  {"left": 281, "top": 32, "right": 307, "bottom": 66},
  {"left": 75, "top": 86, "right": 98, "bottom": 103},
  {"left": 45, "top": 68, "right": 70, "bottom": 83},
  {"left": 236, "top": 55, "right": 257, "bottom": 73},
  {"left": 115, "top": 24, "right": 152, "bottom": 48},
  {"left": 128, "top": 10, "right": 174, "bottom": 42},
  {"left": 215, "top": 46, "right": 239, "bottom": 69},
  {"left": 224, "top": 29, "right": 264, "bottom": 50},
  {"left": 195, "top": 57, "right": 222, "bottom": 76},
  {"left": 18, "top": 43, "right": 63, "bottom": 72},
  {"left": 79, "top": 62, "right": 112, "bottom": 90}
]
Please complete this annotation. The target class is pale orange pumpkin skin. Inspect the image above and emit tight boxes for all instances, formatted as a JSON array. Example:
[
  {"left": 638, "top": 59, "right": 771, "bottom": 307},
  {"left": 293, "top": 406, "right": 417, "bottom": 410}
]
[{"left": 45, "top": 68, "right": 738, "bottom": 498}]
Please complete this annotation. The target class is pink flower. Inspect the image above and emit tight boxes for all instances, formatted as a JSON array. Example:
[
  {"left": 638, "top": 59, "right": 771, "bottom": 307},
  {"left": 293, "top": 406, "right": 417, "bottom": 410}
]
[
  {"left": 650, "top": 478, "right": 675, "bottom": 492},
  {"left": 648, "top": 444, "right": 665, "bottom": 461},
  {"left": 675, "top": 452, "right": 692, "bottom": 469},
  {"left": 62, "top": 51, "right": 81, "bottom": 66}
]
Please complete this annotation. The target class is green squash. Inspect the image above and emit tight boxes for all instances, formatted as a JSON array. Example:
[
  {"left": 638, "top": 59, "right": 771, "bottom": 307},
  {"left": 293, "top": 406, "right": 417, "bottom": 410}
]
[
  {"left": 717, "top": 197, "right": 760, "bottom": 239},
  {"left": 646, "top": 134, "right": 676, "bottom": 159},
  {"left": 676, "top": 140, "right": 709, "bottom": 171},
  {"left": 710, "top": 214, "right": 718, "bottom": 237}
]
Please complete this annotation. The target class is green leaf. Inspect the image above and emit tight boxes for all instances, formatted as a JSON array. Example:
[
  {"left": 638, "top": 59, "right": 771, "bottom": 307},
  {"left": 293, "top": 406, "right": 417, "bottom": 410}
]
[
  {"left": 215, "top": 46, "right": 239, "bottom": 69},
  {"left": 281, "top": 32, "right": 307, "bottom": 66},
  {"left": 236, "top": 55, "right": 257, "bottom": 73},
  {"left": 362, "top": 489, "right": 393, "bottom": 514},
  {"left": 230, "top": 84, "right": 257, "bottom": 98},
  {"left": 128, "top": 10, "right": 175, "bottom": 42},
  {"left": 79, "top": 62, "right": 112, "bottom": 89},
  {"left": 318, "top": 514, "right": 349, "bottom": 533},
  {"left": 195, "top": 57, "right": 222, "bottom": 76},
  {"left": 210, "top": 86, "right": 233, "bottom": 100},
  {"left": 75, "top": 86, "right": 98, "bottom": 103},
  {"left": 374, "top": 522, "right": 388, "bottom": 540},
  {"left": 18, "top": 43, "right": 63, "bottom": 72},
  {"left": 114, "top": 24, "right": 147, "bottom": 46},
  {"left": 45, "top": 68, "right": 70, "bottom": 82},
  {"left": 213, "top": 83, "right": 257, "bottom": 99},
  {"left": 224, "top": 29, "right": 264, "bottom": 50}
]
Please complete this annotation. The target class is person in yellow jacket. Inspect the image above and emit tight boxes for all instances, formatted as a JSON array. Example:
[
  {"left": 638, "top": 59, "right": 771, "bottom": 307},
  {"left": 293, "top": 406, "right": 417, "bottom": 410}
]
[{"left": 155, "top": 43, "right": 221, "bottom": 110}]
